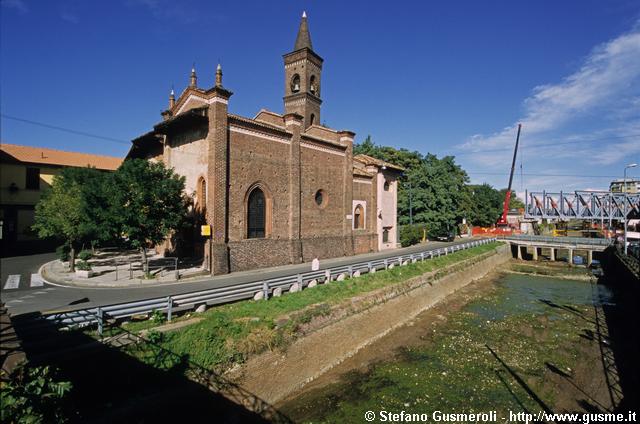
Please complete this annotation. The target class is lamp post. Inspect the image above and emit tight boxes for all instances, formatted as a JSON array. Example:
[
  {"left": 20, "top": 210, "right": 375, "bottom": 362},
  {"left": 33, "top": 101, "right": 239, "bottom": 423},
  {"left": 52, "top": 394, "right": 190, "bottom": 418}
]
[{"left": 623, "top": 163, "right": 637, "bottom": 255}]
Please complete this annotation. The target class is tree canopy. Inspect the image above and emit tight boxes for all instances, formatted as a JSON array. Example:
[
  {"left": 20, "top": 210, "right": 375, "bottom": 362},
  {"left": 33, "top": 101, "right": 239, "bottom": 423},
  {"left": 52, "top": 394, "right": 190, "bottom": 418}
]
[
  {"left": 354, "top": 136, "right": 524, "bottom": 236},
  {"left": 33, "top": 159, "right": 187, "bottom": 272}
]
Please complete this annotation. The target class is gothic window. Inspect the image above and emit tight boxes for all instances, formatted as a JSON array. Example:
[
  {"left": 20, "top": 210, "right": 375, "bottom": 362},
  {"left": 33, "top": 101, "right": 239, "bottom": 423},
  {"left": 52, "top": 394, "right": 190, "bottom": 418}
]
[
  {"left": 197, "top": 177, "right": 206, "bottom": 210},
  {"left": 310, "top": 113, "right": 315, "bottom": 126},
  {"left": 291, "top": 74, "right": 301, "bottom": 93},
  {"left": 310, "top": 75, "right": 317, "bottom": 94},
  {"left": 354, "top": 204, "right": 364, "bottom": 229},
  {"left": 247, "top": 188, "right": 266, "bottom": 238},
  {"left": 383, "top": 227, "right": 390, "bottom": 243},
  {"left": 384, "top": 180, "right": 390, "bottom": 191}
]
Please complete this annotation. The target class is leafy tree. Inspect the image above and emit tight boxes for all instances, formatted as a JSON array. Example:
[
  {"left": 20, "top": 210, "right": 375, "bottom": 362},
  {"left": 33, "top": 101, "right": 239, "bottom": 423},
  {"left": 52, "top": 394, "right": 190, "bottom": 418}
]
[
  {"left": 465, "top": 184, "right": 503, "bottom": 227},
  {"left": 110, "top": 159, "right": 187, "bottom": 273},
  {"left": 33, "top": 167, "right": 114, "bottom": 271},
  {"left": 355, "top": 136, "right": 469, "bottom": 237}
]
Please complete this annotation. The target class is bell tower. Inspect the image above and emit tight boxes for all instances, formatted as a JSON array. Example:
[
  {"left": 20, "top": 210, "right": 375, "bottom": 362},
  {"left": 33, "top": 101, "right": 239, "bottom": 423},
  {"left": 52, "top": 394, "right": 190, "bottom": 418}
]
[{"left": 283, "top": 11, "right": 323, "bottom": 129}]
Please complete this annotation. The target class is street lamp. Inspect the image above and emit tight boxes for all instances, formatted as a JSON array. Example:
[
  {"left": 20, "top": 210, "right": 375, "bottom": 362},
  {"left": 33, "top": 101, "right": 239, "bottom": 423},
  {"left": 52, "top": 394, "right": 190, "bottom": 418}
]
[{"left": 623, "top": 163, "right": 637, "bottom": 255}]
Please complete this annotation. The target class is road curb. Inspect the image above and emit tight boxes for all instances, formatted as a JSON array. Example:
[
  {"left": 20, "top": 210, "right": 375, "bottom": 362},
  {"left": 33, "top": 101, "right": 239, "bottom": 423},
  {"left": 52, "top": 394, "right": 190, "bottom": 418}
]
[{"left": 38, "top": 260, "right": 210, "bottom": 290}]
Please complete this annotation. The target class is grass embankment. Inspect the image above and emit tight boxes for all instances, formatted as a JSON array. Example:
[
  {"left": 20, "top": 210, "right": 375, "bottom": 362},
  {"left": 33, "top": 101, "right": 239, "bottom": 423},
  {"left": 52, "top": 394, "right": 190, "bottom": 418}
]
[
  {"left": 284, "top": 275, "right": 603, "bottom": 422},
  {"left": 122, "top": 242, "right": 502, "bottom": 372}
]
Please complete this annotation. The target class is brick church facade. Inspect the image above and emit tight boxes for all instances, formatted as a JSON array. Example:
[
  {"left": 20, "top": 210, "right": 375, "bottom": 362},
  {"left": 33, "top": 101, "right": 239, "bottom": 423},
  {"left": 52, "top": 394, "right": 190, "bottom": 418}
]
[{"left": 127, "top": 13, "right": 402, "bottom": 273}]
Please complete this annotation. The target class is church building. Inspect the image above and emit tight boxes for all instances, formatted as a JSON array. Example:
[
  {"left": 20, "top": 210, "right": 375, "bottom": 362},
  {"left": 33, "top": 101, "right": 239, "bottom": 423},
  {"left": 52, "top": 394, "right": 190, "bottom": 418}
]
[{"left": 127, "top": 12, "right": 402, "bottom": 273}]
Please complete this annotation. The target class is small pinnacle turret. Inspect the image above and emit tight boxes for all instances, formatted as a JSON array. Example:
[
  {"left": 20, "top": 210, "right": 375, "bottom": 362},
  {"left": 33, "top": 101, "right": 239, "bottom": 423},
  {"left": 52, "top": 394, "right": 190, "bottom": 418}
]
[
  {"left": 169, "top": 88, "right": 175, "bottom": 108},
  {"left": 190, "top": 65, "right": 197, "bottom": 87},
  {"left": 215, "top": 63, "right": 223, "bottom": 87}
]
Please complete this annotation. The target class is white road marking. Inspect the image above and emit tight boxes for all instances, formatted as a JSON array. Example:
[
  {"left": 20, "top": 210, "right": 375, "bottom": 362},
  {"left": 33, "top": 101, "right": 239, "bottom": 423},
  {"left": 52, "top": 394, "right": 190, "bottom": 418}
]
[
  {"left": 44, "top": 288, "right": 55, "bottom": 291},
  {"left": 4, "top": 275, "right": 20, "bottom": 290},
  {"left": 21, "top": 295, "right": 34, "bottom": 299},
  {"left": 6, "top": 299, "right": 23, "bottom": 303},
  {"left": 34, "top": 291, "right": 48, "bottom": 295},
  {"left": 30, "top": 273, "right": 44, "bottom": 287}
]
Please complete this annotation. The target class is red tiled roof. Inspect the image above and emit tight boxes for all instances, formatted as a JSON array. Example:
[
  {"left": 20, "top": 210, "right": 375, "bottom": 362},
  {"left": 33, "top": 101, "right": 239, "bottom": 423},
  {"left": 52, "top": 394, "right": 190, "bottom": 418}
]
[{"left": 0, "top": 143, "right": 123, "bottom": 170}]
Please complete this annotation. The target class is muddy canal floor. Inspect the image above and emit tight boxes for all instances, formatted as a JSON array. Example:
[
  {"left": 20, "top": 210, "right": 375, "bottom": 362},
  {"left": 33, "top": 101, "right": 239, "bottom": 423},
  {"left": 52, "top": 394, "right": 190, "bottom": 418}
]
[{"left": 278, "top": 266, "right": 626, "bottom": 422}]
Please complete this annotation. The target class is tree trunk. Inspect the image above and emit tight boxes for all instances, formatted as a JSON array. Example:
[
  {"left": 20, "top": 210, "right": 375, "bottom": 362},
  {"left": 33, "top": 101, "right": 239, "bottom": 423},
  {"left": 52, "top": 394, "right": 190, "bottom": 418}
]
[
  {"left": 69, "top": 245, "right": 76, "bottom": 272},
  {"left": 141, "top": 247, "right": 148, "bottom": 275}
]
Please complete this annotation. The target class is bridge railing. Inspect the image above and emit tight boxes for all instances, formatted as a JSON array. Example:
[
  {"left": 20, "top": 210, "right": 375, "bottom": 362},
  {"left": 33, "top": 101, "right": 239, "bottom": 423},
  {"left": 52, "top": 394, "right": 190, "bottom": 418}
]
[
  {"left": 500, "top": 234, "right": 613, "bottom": 247},
  {"left": 34, "top": 238, "right": 498, "bottom": 334}
]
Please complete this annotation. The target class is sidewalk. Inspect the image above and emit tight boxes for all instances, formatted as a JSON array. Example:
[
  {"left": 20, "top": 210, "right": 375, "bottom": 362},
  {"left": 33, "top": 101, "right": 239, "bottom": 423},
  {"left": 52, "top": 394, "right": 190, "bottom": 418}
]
[
  {"left": 41, "top": 249, "right": 207, "bottom": 288},
  {"left": 40, "top": 237, "right": 484, "bottom": 289}
]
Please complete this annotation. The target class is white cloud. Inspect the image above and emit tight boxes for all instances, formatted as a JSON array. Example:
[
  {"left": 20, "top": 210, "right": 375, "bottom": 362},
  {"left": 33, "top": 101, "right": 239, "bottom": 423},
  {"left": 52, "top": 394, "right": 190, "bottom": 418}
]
[
  {"left": 457, "top": 20, "right": 640, "bottom": 191},
  {"left": 1, "top": 0, "right": 28, "bottom": 14}
]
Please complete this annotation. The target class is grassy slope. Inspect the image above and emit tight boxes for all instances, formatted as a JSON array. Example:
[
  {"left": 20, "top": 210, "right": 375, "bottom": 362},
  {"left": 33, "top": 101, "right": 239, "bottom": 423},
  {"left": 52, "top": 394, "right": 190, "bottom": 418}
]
[{"left": 126, "top": 242, "right": 502, "bottom": 371}]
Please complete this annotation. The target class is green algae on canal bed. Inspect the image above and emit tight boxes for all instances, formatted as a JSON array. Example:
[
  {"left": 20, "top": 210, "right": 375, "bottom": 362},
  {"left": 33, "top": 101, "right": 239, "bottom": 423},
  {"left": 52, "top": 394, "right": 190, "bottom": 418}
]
[{"left": 279, "top": 273, "right": 614, "bottom": 423}]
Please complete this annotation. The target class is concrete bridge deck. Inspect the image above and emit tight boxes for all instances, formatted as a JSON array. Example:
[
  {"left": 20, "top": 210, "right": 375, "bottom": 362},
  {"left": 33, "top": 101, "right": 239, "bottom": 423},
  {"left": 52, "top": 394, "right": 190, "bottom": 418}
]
[{"left": 500, "top": 235, "right": 612, "bottom": 264}]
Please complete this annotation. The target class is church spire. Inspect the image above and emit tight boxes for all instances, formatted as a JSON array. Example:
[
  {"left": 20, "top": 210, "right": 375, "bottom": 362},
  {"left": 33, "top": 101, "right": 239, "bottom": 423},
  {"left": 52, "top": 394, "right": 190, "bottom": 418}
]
[
  {"left": 215, "top": 63, "right": 223, "bottom": 87},
  {"left": 294, "top": 11, "right": 313, "bottom": 51}
]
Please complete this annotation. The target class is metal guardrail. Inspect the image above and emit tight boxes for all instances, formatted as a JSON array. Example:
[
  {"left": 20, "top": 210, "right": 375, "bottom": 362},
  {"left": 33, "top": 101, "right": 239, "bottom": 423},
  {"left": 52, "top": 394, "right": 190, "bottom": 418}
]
[
  {"left": 499, "top": 234, "right": 612, "bottom": 247},
  {"left": 41, "top": 238, "right": 498, "bottom": 334}
]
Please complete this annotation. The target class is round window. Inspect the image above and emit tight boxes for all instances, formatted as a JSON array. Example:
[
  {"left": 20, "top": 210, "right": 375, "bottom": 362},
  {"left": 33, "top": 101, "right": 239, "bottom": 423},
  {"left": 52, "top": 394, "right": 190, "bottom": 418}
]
[{"left": 315, "top": 189, "right": 327, "bottom": 208}]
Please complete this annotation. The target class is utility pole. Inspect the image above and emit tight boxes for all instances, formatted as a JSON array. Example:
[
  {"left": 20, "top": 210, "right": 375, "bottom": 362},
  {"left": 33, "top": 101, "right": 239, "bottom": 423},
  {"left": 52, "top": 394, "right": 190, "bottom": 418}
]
[{"left": 623, "top": 163, "right": 637, "bottom": 255}]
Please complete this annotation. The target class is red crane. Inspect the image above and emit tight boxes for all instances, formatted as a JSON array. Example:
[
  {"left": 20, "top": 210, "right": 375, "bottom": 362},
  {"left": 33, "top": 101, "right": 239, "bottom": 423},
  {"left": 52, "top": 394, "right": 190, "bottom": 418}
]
[{"left": 497, "top": 123, "right": 522, "bottom": 226}]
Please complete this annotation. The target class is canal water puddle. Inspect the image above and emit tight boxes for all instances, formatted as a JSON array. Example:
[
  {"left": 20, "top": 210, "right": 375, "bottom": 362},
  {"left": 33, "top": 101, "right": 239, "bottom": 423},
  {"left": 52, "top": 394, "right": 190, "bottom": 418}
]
[
  {"left": 467, "top": 274, "right": 614, "bottom": 324},
  {"left": 278, "top": 273, "right": 615, "bottom": 423}
]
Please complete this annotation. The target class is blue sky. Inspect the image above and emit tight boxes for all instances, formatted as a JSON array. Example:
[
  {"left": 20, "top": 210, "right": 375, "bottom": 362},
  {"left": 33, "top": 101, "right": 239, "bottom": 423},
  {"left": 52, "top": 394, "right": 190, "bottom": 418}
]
[{"left": 2, "top": 0, "right": 639, "bottom": 195}]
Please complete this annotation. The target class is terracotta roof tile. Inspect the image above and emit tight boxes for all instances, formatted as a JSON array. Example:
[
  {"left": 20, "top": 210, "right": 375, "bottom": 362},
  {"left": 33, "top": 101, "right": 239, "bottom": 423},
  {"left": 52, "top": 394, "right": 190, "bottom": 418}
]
[
  {"left": 353, "top": 154, "right": 405, "bottom": 171},
  {"left": 0, "top": 143, "right": 123, "bottom": 170}
]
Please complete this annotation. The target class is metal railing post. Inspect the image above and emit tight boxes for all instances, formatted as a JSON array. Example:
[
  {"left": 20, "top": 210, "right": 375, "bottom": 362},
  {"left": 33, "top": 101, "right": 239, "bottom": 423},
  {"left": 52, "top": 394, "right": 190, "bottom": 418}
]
[
  {"left": 348, "top": 265, "right": 353, "bottom": 277},
  {"left": 97, "top": 307, "right": 103, "bottom": 336},
  {"left": 384, "top": 259, "right": 388, "bottom": 269},
  {"left": 115, "top": 262, "right": 118, "bottom": 281},
  {"left": 368, "top": 261, "right": 373, "bottom": 272},
  {"left": 420, "top": 252, "right": 424, "bottom": 261},
  {"left": 297, "top": 274, "right": 303, "bottom": 289},
  {"left": 167, "top": 296, "right": 173, "bottom": 322},
  {"left": 129, "top": 262, "right": 133, "bottom": 279},
  {"left": 175, "top": 258, "right": 179, "bottom": 280},
  {"left": 325, "top": 269, "right": 331, "bottom": 282},
  {"left": 262, "top": 281, "right": 269, "bottom": 300}
]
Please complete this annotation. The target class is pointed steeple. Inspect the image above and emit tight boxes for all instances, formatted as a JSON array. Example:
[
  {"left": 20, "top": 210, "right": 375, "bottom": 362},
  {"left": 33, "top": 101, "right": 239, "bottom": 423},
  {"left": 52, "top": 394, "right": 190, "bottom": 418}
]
[
  {"left": 294, "top": 11, "right": 313, "bottom": 51},
  {"left": 190, "top": 64, "right": 197, "bottom": 87}
]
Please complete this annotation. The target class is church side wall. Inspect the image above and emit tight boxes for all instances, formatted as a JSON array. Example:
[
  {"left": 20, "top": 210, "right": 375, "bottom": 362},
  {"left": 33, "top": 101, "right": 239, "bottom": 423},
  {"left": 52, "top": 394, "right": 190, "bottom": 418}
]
[
  {"left": 299, "top": 143, "right": 351, "bottom": 261},
  {"left": 226, "top": 127, "right": 295, "bottom": 271},
  {"left": 166, "top": 133, "right": 208, "bottom": 197}
]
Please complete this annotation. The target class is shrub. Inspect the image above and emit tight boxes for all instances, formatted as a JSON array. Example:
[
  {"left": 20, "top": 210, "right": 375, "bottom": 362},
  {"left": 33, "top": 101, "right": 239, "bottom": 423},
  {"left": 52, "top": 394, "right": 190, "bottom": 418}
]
[
  {"left": 77, "top": 250, "right": 92, "bottom": 261},
  {"left": 75, "top": 261, "right": 91, "bottom": 271},
  {"left": 0, "top": 364, "right": 72, "bottom": 423},
  {"left": 400, "top": 224, "right": 426, "bottom": 247},
  {"left": 56, "top": 244, "right": 70, "bottom": 262}
]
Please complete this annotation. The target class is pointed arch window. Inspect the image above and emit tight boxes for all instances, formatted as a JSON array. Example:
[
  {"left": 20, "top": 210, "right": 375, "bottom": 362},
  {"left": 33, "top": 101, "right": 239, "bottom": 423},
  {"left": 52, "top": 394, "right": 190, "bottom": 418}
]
[
  {"left": 197, "top": 176, "right": 206, "bottom": 211},
  {"left": 247, "top": 188, "right": 266, "bottom": 238}
]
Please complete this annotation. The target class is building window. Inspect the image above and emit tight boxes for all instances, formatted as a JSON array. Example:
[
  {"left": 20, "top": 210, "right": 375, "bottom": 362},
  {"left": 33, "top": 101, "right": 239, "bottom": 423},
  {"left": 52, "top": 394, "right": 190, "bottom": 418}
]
[
  {"left": 310, "top": 113, "right": 315, "bottom": 126},
  {"left": 25, "top": 168, "right": 40, "bottom": 190},
  {"left": 315, "top": 189, "right": 327, "bottom": 208},
  {"left": 354, "top": 204, "right": 364, "bottom": 229},
  {"left": 197, "top": 177, "right": 206, "bottom": 210},
  {"left": 383, "top": 180, "right": 390, "bottom": 191},
  {"left": 383, "top": 227, "right": 390, "bottom": 243},
  {"left": 247, "top": 188, "right": 266, "bottom": 238},
  {"left": 291, "top": 74, "right": 300, "bottom": 93}
]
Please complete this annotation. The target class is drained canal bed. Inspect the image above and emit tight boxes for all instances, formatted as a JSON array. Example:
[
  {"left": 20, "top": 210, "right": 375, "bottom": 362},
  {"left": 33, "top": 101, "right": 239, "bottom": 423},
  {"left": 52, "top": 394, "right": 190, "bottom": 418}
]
[{"left": 278, "top": 271, "right": 619, "bottom": 423}]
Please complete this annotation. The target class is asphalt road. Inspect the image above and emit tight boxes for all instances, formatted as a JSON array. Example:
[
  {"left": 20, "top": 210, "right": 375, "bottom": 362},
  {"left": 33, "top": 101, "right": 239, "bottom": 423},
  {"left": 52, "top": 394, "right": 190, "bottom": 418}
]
[{"left": 1, "top": 238, "right": 484, "bottom": 316}]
